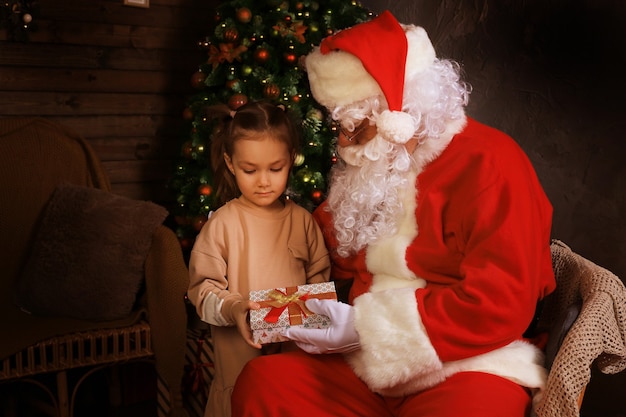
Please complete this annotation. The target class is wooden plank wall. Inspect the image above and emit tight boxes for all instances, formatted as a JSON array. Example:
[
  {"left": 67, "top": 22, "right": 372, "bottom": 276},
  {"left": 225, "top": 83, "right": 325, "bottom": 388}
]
[{"left": 0, "top": 0, "right": 220, "bottom": 205}]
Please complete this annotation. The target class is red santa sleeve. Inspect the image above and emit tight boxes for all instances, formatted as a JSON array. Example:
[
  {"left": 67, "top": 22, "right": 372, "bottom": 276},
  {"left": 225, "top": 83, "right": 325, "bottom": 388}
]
[{"left": 411, "top": 135, "right": 556, "bottom": 362}]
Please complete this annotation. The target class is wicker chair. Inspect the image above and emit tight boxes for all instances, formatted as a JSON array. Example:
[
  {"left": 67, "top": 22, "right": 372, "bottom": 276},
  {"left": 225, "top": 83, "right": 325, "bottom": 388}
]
[
  {"left": 0, "top": 118, "right": 189, "bottom": 417},
  {"left": 535, "top": 239, "right": 626, "bottom": 417}
]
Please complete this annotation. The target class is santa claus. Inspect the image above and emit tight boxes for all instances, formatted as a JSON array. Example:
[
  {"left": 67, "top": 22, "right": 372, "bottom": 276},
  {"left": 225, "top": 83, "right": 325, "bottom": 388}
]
[{"left": 232, "top": 10, "right": 556, "bottom": 417}]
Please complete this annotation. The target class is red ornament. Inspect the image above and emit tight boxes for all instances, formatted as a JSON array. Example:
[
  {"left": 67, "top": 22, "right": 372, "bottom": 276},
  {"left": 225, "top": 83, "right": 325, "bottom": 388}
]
[
  {"left": 263, "top": 84, "right": 280, "bottom": 99},
  {"left": 182, "top": 141, "right": 193, "bottom": 158},
  {"left": 182, "top": 107, "right": 194, "bottom": 120},
  {"left": 254, "top": 47, "right": 270, "bottom": 64},
  {"left": 236, "top": 7, "right": 252, "bottom": 23},
  {"left": 179, "top": 237, "right": 194, "bottom": 250},
  {"left": 224, "top": 28, "right": 239, "bottom": 42},
  {"left": 197, "top": 184, "right": 213, "bottom": 196},
  {"left": 192, "top": 215, "right": 208, "bottom": 232},
  {"left": 190, "top": 71, "right": 206, "bottom": 89},
  {"left": 284, "top": 52, "right": 297, "bottom": 65},
  {"left": 228, "top": 93, "right": 248, "bottom": 110},
  {"left": 174, "top": 215, "right": 190, "bottom": 225},
  {"left": 291, "top": 94, "right": 301, "bottom": 103},
  {"left": 311, "top": 189, "right": 324, "bottom": 204}
]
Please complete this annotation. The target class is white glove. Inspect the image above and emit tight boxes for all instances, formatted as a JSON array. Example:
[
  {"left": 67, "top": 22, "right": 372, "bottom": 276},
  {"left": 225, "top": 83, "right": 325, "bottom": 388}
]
[{"left": 281, "top": 298, "right": 360, "bottom": 354}]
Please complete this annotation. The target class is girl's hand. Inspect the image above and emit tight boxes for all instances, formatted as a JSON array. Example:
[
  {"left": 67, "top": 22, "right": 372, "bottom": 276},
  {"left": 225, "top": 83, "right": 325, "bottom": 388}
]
[{"left": 232, "top": 300, "right": 262, "bottom": 349}]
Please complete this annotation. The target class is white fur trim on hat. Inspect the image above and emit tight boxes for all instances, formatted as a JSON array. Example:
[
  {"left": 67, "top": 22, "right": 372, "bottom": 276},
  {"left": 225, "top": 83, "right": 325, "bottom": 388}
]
[
  {"left": 305, "top": 47, "right": 383, "bottom": 110},
  {"left": 304, "top": 14, "right": 437, "bottom": 115},
  {"left": 376, "top": 110, "right": 416, "bottom": 144},
  {"left": 403, "top": 24, "right": 437, "bottom": 79}
]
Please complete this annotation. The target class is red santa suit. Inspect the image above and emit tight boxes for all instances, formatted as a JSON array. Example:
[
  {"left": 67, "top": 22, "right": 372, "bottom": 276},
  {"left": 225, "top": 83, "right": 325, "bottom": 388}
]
[{"left": 314, "top": 116, "right": 555, "bottom": 397}]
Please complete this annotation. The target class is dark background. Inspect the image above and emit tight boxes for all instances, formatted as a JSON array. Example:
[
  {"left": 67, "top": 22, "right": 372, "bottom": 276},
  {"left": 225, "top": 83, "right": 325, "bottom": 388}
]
[
  {"left": 364, "top": 0, "right": 625, "bottom": 282},
  {"left": 363, "top": 1, "right": 626, "bottom": 414}
]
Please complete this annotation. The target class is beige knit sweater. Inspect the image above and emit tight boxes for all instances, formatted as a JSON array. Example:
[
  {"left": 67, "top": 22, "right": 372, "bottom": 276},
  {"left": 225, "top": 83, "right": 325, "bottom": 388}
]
[{"left": 534, "top": 240, "right": 626, "bottom": 417}]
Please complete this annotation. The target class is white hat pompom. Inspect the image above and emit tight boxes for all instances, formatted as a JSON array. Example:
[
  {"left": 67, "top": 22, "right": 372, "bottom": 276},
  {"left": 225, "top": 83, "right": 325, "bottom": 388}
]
[{"left": 376, "top": 110, "right": 416, "bottom": 144}]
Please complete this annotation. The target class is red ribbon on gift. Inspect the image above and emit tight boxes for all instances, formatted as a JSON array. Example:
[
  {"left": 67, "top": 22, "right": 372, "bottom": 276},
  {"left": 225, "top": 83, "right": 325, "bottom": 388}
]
[
  {"left": 257, "top": 285, "right": 337, "bottom": 326},
  {"left": 184, "top": 331, "right": 214, "bottom": 395},
  {"left": 258, "top": 287, "right": 312, "bottom": 325}
]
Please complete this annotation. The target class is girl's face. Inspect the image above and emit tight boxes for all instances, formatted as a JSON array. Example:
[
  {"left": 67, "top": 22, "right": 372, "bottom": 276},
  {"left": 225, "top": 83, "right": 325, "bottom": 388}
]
[{"left": 224, "top": 134, "right": 293, "bottom": 211}]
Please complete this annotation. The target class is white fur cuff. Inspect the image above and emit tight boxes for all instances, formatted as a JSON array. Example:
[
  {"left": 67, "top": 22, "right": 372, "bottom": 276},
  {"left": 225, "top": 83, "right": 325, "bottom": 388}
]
[
  {"left": 346, "top": 288, "right": 442, "bottom": 394},
  {"left": 345, "top": 288, "right": 549, "bottom": 397}
]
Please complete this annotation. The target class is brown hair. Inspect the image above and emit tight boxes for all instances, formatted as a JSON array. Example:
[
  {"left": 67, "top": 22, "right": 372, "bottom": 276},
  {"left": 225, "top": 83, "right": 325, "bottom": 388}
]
[{"left": 209, "top": 100, "right": 301, "bottom": 204}]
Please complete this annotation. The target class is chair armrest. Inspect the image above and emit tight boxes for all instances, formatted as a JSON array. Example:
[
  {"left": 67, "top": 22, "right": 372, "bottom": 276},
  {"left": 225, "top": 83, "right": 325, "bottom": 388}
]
[{"left": 144, "top": 225, "right": 189, "bottom": 415}]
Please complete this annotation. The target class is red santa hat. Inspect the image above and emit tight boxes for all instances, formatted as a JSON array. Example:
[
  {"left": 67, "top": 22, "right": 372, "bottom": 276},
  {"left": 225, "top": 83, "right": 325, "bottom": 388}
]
[{"left": 305, "top": 11, "right": 436, "bottom": 144}]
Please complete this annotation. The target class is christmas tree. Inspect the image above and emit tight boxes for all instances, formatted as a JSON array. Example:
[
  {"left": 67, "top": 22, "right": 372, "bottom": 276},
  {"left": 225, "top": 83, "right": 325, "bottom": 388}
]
[{"left": 169, "top": 0, "right": 372, "bottom": 251}]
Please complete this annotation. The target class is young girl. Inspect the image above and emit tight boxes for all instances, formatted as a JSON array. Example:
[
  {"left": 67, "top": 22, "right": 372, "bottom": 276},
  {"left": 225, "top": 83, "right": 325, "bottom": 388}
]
[{"left": 187, "top": 100, "right": 331, "bottom": 417}]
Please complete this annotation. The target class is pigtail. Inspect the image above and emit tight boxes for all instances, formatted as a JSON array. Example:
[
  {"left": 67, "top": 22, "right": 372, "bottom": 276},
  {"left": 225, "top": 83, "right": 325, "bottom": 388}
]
[{"left": 206, "top": 104, "right": 240, "bottom": 205}]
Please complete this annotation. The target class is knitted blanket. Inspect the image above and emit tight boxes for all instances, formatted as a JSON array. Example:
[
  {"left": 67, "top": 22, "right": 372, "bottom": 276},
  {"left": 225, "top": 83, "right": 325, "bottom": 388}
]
[{"left": 535, "top": 240, "right": 626, "bottom": 417}]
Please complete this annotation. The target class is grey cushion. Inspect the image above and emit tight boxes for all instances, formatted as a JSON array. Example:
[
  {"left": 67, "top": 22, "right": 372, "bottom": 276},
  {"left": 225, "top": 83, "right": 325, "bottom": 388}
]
[{"left": 15, "top": 183, "right": 168, "bottom": 321}]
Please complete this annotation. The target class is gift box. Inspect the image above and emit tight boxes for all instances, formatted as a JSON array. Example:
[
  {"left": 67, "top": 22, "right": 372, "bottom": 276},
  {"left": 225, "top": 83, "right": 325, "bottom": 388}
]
[
  {"left": 182, "top": 327, "right": 215, "bottom": 417},
  {"left": 249, "top": 282, "right": 337, "bottom": 344}
]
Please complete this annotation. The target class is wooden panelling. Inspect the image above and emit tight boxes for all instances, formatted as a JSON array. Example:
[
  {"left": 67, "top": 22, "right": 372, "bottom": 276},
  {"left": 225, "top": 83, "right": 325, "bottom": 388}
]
[
  {"left": 0, "top": 0, "right": 220, "bottom": 205},
  {"left": 0, "top": 92, "right": 184, "bottom": 115},
  {"left": 0, "top": 68, "right": 191, "bottom": 93}
]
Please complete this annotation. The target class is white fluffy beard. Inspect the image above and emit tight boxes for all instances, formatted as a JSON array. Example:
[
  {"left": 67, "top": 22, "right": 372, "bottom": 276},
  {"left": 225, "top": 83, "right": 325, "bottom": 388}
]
[{"left": 327, "top": 135, "right": 414, "bottom": 257}]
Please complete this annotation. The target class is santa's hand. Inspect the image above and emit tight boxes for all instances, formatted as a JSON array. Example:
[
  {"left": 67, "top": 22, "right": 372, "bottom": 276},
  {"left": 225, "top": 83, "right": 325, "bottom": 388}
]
[{"left": 281, "top": 299, "right": 360, "bottom": 354}]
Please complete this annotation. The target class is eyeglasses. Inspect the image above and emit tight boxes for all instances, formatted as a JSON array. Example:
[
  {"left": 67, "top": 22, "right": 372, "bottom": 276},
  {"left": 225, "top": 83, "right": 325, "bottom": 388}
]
[{"left": 331, "top": 121, "right": 368, "bottom": 142}]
